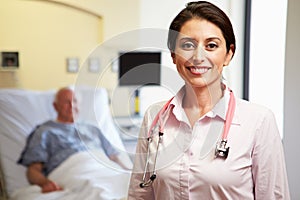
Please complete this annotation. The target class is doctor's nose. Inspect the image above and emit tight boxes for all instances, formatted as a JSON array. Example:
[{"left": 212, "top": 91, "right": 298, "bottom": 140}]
[{"left": 193, "top": 47, "right": 206, "bottom": 63}]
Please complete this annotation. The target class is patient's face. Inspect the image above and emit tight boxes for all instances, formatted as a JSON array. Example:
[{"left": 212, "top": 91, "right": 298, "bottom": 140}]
[{"left": 54, "top": 89, "right": 79, "bottom": 123}]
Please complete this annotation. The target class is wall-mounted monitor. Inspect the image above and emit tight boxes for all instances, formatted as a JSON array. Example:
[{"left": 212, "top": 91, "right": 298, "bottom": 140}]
[
  {"left": 1, "top": 52, "right": 19, "bottom": 68},
  {"left": 118, "top": 51, "right": 161, "bottom": 86}
]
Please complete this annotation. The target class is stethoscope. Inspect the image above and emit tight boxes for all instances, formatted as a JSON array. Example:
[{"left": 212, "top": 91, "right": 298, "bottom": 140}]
[{"left": 140, "top": 89, "right": 236, "bottom": 188}]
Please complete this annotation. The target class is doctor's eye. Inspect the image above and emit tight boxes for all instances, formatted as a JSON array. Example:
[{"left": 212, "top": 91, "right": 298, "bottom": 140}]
[
  {"left": 206, "top": 42, "right": 218, "bottom": 51},
  {"left": 180, "top": 41, "right": 196, "bottom": 51}
]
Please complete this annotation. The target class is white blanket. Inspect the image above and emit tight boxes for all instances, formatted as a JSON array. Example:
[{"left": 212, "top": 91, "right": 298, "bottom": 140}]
[{"left": 10, "top": 151, "right": 131, "bottom": 200}]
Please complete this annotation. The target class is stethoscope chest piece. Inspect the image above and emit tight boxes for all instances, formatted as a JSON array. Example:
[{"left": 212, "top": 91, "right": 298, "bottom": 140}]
[{"left": 215, "top": 139, "right": 230, "bottom": 159}]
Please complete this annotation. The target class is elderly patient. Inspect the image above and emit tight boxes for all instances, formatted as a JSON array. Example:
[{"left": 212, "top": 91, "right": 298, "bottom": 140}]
[{"left": 17, "top": 87, "right": 128, "bottom": 193}]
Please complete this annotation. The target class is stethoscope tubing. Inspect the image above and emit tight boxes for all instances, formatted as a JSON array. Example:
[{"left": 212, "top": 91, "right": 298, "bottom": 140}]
[
  {"left": 140, "top": 89, "right": 236, "bottom": 187},
  {"left": 221, "top": 89, "right": 235, "bottom": 140},
  {"left": 147, "top": 97, "right": 174, "bottom": 138}
]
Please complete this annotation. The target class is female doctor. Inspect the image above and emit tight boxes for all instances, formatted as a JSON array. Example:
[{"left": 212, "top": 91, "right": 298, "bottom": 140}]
[{"left": 128, "top": 1, "right": 290, "bottom": 199}]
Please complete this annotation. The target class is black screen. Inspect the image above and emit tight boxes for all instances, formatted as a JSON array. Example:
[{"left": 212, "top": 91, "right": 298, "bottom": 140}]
[{"left": 118, "top": 52, "right": 161, "bottom": 86}]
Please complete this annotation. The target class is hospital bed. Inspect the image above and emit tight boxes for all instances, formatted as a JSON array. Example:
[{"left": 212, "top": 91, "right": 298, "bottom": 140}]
[{"left": 0, "top": 87, "right": 132, "bottom": 200}]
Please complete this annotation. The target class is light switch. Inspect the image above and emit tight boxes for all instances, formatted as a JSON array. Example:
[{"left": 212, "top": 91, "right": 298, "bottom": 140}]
[
  {"left": 88, "top": 57, "right": 100, "bottom": 73},
  {"left": 66, "top": 58, "right": 79, "bottom": 73}
]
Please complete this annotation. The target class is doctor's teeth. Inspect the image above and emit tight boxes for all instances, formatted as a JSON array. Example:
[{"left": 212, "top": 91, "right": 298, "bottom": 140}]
[{"left": 192, "top": 67, "right": 208, "bottom": 73}]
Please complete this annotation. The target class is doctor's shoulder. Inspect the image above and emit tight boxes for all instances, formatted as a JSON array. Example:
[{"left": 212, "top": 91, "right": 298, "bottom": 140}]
[
  {"left": 140, "top": 100, "right": 170, "bottom": 132},
  {"left": 236, "top": 98, "right": 275, "bottom": 118},
  {"left": 235, "top": 98, "right": 280, "bottom": 136},
  {"left": 143, "top": 100, "right": 169, "bottom": 120}
]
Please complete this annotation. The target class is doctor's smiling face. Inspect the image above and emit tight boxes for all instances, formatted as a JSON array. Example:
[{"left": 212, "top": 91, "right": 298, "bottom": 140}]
[
  {"left": 171, "top": 18, "right": 233, "bottom": 88},
  {"left": 167, "top": 1, "right": 236, "bottom": 90}
]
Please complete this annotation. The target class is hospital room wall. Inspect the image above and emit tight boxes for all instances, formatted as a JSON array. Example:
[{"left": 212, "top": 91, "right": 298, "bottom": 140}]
[
  {"left": 109, "top": 0, "right": 246, "bottom": 117},
  {"left": 283, "top": 0, "right": 300, "bottom": 198},
  {"left": 0, "top": 0, "right": 140, "bottom": 90}
]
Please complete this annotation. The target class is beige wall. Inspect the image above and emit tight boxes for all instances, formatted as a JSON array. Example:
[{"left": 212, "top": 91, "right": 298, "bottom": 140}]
[{"left": 0, "top": 0, "right": 140, "bottom": 90}]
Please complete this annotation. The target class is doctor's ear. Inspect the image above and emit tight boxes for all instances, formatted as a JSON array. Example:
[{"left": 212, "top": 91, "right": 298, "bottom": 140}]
[
  {"left": 171, "top": 52, "right": 176, "bottom": 64},
  {"left": 223, "top": 44, "right": 235, "bottom": 66}
]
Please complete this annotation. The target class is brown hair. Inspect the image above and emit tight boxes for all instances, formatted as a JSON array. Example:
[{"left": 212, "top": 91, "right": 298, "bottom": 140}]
[{"left": 167, "top": 1, "right": 236, "bottom": 57}]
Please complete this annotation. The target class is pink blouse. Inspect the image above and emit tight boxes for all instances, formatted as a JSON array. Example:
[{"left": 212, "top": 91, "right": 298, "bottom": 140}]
[{"left": 128, "top": 88, "right": 290, "bottom": 200}]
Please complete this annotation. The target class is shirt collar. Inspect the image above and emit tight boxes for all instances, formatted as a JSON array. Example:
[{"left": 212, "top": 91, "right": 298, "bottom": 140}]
[
  {"left": 169, "top": 86, "right": 186, "bottom": 122},
  {"left": 169, "top": 86, "right": 240, "bottom": 125},
  {"left": 210, "top": 89, "right": 240, "bottom": 125},
  {"left": 210, "top": 89, "right": 229, "bottom": 120}
]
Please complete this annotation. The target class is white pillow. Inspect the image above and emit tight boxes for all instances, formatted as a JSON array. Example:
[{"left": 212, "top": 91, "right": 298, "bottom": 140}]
[
  {"left": 75, "top": 87, "right": 132, "bottom": 167},
  {"left": 0, "top": 89, "right": 56, "bottom": 196}
]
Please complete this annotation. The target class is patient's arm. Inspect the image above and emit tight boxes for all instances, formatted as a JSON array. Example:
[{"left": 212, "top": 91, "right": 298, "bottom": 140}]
[{"left": 27, "top": 162, "right": 63, "bottom": 193}]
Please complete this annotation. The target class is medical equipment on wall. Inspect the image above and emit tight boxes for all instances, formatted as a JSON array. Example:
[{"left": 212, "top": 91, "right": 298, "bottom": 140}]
[{"left": 140, "top": 89, "right": 236, "bottom": 188}]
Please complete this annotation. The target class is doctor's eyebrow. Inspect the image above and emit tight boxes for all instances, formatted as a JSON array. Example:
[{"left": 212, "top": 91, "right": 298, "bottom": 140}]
[
  {"left": 205, "top": 37, "right": 223, "bottom": 44},
  {"left": 178, "top": 36, "right": 223, "bottom": 43}
]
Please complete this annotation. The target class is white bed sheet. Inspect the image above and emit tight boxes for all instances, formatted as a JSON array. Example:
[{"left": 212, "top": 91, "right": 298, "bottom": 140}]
[{"left": 11, "top": 151, "right": 130, "bottom": 200}]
